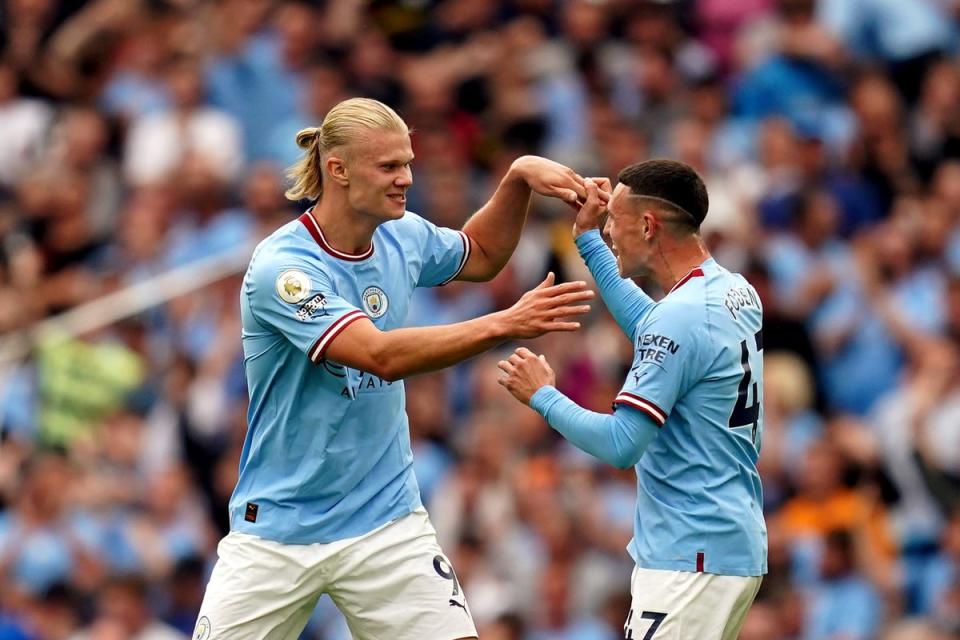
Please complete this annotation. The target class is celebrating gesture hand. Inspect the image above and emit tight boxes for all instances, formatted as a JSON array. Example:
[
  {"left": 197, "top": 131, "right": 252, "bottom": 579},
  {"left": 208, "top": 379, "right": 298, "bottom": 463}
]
[
  {"left": 497, "top": 347, "right": 556, "bottom": 405},
  {"left": 573, "top": 177, "right": 612, "bottom": 237},
  {"left": 511, "top": 156, "right": 589, "bottom": 206},
  {"left": 498, "top": 272, "right": 594, "bottom": 339}
]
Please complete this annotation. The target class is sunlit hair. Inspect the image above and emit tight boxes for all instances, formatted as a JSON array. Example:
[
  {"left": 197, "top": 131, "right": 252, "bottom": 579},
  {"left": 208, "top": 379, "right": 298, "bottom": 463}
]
[{"left": 285, "top": 98, "right": 409, "bottom": 201}]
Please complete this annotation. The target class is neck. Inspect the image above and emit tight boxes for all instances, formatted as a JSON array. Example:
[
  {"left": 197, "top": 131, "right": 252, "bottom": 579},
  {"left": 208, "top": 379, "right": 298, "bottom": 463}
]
[
  {"left": 311, "top": 191, "right": 380, "bottom": 254},
  {"left": 650, "top": 235, "right": 710, "bottom": 294}
]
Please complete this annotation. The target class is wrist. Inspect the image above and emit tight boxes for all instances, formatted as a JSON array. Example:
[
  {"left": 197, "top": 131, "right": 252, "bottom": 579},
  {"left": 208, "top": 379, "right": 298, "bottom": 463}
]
[
  {"left": 487, "top": 309, "right": 515, "bottom": 340},
  {"left": 507, "top": 155, "right": 534, "bottom": 186},
  {"left": 573, "top": 222, "right": 599, "bottom": 239},
  {"left": 530, "top": 385, "right": 558, "bottom": 412},
  {"left": 575, "top": 227, "right": 603, "bottom": 249}
]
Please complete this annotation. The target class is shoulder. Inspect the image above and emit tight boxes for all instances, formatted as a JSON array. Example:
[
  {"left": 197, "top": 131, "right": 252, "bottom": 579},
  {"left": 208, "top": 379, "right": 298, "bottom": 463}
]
[
  {"left": 247, "top": 221, "right": 332, "bottom": 289},
  {"left": 642, "top": 296, "right": 708, "bottom": 342},
  {"left": 654, "top": 280, "right": 710, "bottom": 326},
  {"left": 252, "top": 220, "right": 322, "bottom": 267}
]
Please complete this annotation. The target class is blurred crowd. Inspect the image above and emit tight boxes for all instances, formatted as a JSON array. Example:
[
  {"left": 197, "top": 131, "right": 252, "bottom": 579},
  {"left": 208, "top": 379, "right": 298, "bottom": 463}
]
[{"left": 0, "top": 0, "right": 959, "bottom": 638}]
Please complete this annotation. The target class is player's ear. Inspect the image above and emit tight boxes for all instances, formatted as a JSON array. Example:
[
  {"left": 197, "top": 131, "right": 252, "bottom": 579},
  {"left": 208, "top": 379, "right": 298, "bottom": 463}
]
[
  {"left": 642, "top": 211, "right": 656, "bottom": 239},
  {"left": 326, "top": 155, "right": 350, "bottom": 186}
]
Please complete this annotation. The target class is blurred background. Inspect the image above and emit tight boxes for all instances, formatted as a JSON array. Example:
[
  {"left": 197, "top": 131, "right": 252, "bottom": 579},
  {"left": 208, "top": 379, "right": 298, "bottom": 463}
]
[{"left": 0, "top": 0, "right": 959, "bottom": 638}]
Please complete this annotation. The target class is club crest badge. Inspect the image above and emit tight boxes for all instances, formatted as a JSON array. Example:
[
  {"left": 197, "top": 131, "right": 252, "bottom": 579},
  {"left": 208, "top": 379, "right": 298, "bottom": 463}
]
[
  {"left": 193, "top": 616, "right": 211, "bottom": 640},
  {"left": 276, "top": 269, "right": 311, "bottom": 304},
  {"left": 362, "top": 286, "right": 389, "bottom": 318}
]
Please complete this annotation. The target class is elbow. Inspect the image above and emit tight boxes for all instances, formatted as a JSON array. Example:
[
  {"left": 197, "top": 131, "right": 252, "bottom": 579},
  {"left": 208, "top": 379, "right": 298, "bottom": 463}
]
[
  {"left": 378, "top": 366, "right": 402, "bottom": 383},
  {"left": 612, "top": 447, "right": 644, "bottom": 469},
  {"left": 369, "top": 355, "right": 402, "bottom": 382},
  {"left": 364, "top": 340, "right": 403, "bottom": 382}
]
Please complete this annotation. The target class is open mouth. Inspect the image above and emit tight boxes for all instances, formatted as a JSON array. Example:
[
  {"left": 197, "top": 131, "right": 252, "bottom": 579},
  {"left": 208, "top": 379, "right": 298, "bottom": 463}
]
[{"left": 387, "top": 194, "right": 406, "bottom": 204}]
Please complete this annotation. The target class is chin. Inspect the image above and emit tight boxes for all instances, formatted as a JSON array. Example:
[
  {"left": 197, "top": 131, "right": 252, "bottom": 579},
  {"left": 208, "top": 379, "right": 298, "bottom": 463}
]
[{"left": 376, "top": 205, "right": 406, "bottom": 221}]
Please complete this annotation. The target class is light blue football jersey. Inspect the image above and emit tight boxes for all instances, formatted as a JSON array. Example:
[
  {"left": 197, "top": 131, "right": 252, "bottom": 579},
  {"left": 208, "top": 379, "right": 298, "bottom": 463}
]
[
  {"left": 231, "top": 210, "right": 470, "bottom": 544},
  {"left": 610, "top": 256, "right": 767, "bottom": 576}
]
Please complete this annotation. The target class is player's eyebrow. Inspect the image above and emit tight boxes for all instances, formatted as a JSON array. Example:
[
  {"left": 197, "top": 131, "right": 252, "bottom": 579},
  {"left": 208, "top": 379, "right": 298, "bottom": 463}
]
[{"left": 377, "top": 154, "right": 414, "bottom": 164}]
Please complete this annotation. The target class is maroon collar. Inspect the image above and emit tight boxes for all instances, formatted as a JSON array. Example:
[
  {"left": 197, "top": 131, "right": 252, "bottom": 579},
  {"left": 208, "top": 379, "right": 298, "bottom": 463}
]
[
  {"left": 667, "top": 266, "right": 705, "bottom": 294},
  {"left": 299, "top": 211, "right": 374, "bottom": 261}
]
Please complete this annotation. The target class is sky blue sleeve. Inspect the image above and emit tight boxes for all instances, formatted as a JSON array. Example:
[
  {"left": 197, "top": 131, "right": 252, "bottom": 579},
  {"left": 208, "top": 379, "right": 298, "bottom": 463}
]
[
  {"left": 246, "top": 252, "right": 367, "bottom": 363},
  {"left": 575, "top": 229, "right": 654, "bottom": 341},
  {"left": 613, "top": 304, "right": 702, "bottom": 427},
  {"left": 530, "top": 385, "right": 660, "bottom": 469},
  {"left": 410, "top": 213, "right": 472, "bottom": 287}
]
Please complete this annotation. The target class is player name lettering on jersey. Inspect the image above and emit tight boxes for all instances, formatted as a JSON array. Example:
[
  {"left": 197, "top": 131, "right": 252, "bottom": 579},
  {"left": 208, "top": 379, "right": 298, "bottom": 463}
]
[{"left": 723, "top": 285, "right": 760, "bottom": 319}]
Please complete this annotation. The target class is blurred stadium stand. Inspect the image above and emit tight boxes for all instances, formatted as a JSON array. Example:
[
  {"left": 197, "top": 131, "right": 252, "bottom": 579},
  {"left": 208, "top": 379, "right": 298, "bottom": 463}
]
[{"left": 1, "top": 1, "right": 960, "bottom": 638}]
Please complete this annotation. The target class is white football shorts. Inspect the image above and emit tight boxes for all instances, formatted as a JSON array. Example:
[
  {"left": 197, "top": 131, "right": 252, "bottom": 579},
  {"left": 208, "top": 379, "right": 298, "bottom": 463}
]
[
  {"left": 194, "top": 507, "right": 477, "bottom": 640},
  {"left": 624, "top": 565, "right": 762, "bottom": 640}
]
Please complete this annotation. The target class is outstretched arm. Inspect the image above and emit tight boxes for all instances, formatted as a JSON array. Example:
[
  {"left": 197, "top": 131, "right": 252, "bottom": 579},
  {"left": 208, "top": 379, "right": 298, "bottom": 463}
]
[
  {"left": 325, "top": 274, "right": 593, "bottom": 381},
  {"left": 575, "top": 179, "right": 654, "bottom": 341},
  {"left": 457, "top": 156, "right": 587, "bottom": 282},
  {"left": 498, "top": 348, "right": 660, "bottom": 468}
]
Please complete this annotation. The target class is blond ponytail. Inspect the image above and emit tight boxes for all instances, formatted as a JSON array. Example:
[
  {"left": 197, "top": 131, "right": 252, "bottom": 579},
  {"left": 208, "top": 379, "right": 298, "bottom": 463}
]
[
  {"left": 284, "top": 98, "right": 409, "bottom": 202},
  {"left": 285, "top": 127, "right": 323, "bottom": 201}
]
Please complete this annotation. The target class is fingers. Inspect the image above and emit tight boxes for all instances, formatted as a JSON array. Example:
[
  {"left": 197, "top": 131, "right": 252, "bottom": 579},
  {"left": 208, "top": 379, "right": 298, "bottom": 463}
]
[
  {"left": 543, "top": 288, "right": 595, "bottom": 304},
  {"left": 551, "top": 304, "right": 591, "bottom": 317},
  {"left": 535, "top": 271, "right": 556, "bottom": 289},
  {"left": 545, "top": 321, "right": 582, "bottom": 331},
  {"left": 497, "top": 359, "right": 515, "bottom": 375},
  {"left": 540, "top": 280, "right": 592, "bottom": 295},
  {"left": 568, "top": 175, "right": 587, "bottom": 202},
  {"left": 584, "top": 180, "right": 599, "bottom": 203},
  {"left": 588, "top": 176, "right": 612, "bottom": 193}
]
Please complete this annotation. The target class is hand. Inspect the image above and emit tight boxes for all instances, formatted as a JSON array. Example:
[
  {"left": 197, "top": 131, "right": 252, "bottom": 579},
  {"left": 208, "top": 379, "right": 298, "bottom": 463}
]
[
  {"left": 511, "top": 156, "right": 587, "bottom": 207},
  {"left": 573, "top": 178, "right": 611, "bottom": 237},
  {"left": 499, "top": 272, "right": 593, "bottom": 339},
  {"left": 498, "top": 347, "right": 556, "bottom": 405}
]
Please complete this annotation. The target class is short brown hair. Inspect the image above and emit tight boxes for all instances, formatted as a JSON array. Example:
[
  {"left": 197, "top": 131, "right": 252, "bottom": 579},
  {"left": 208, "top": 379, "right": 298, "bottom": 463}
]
[{"left": 617, "top": 159, "right": 709, "bottom": 230}]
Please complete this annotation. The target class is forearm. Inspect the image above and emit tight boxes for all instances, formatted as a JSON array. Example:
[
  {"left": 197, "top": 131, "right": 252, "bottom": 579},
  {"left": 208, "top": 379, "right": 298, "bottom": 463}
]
[
  {"left": 375, "top": 312, "right": 510, "bottom": 380},
  {"left": 459, "top": 164, "right": 532, "bottom": 281},
  {"left": 576, "top": 230, "right": 654, "bottom": 340},
  {"left": 530, "top": 385, "right": 659, "bottom": 469}
]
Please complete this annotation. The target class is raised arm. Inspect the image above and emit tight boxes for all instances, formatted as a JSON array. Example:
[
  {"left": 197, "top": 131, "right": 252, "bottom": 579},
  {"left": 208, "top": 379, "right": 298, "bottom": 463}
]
[
  {"left": 457, "top": 156, "right": 587, "bottom": 282},
  {"left": 325, "top": 274, "right": 593, "bottom": 381},
  {"left": 575, "top": 179, "right": 654, "bottom": 341},
  {"left": 498, "top": 348, "right": 660, "bottom": 469}
]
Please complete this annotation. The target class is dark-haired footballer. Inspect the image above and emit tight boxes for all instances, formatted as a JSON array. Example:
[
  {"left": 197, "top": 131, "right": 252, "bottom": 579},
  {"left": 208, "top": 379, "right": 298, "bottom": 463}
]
[{"left": 498, "top": 159, "right": 767, "bottom": 640}]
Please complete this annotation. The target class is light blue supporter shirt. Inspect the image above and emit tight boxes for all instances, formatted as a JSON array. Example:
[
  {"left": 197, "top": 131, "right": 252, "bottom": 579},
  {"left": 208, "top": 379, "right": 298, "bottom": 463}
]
[
  {"left": 532, "top": 230, "right": 767, "bottom": 576},
  {"left": 232, "top": 210, "right": 470, "bottom": 543}
]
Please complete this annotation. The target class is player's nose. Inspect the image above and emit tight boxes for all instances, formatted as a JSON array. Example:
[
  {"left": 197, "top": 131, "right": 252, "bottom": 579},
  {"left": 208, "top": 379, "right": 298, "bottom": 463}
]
[{"left": 395, "top": 166, "right": 413, "bottom": 187}]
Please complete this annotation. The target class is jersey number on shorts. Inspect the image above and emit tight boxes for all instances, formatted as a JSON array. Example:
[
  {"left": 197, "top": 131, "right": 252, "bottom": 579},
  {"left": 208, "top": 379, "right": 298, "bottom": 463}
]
[
  {"left": 433, "top": 554, "right": 467, "bottom": 610},
  {"left": 625, "top": 609, "right": 667, "bottom": 639},
  {"left": 728, "top": 329, "right": 763, "bottom": 448}
]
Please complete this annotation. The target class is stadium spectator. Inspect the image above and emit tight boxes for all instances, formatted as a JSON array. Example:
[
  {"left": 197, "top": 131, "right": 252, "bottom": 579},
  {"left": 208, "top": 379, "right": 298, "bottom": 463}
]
[{"left": 1, "top": 2, "right": 960, "bottom": 638}]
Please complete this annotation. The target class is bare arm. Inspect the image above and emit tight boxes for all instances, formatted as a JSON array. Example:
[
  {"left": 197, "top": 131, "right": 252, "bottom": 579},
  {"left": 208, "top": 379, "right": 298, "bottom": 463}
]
[
  {"left": 325, "top": 274, "right": 593, "bottom": 380},
  {"left": 457, "top": 156, "right": 587, "bottom": 281}
]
